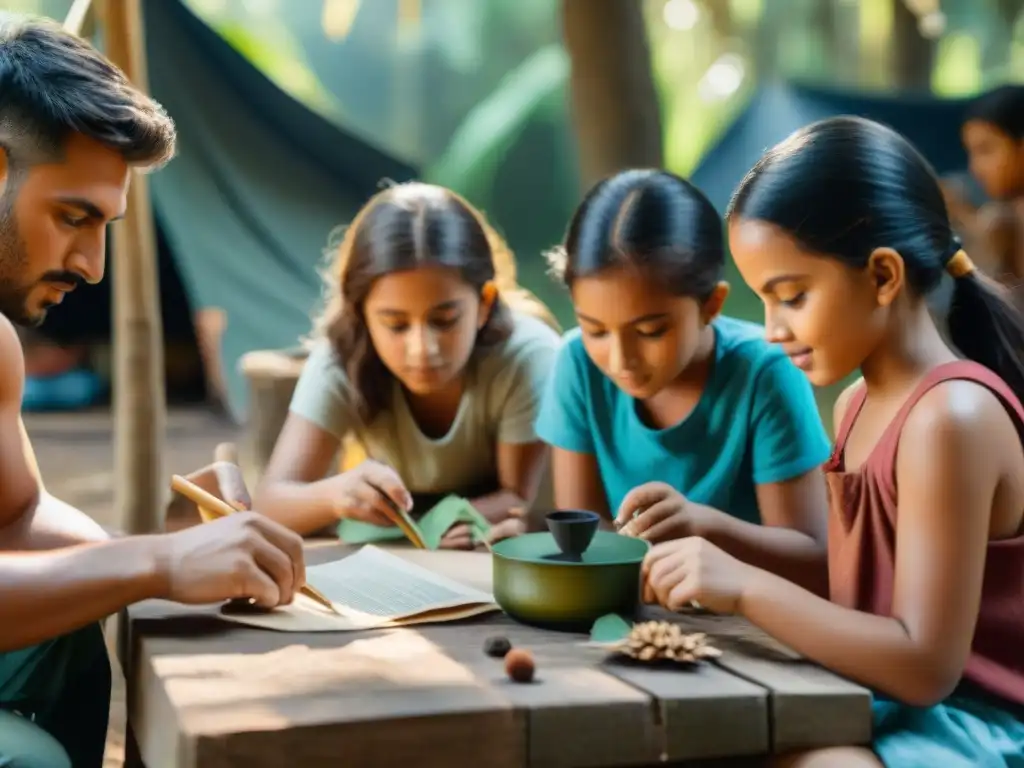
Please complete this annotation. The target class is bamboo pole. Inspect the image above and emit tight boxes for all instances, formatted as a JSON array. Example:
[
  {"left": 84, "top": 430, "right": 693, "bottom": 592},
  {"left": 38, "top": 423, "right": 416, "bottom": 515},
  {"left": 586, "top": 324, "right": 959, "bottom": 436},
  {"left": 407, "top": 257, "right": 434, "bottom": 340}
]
[
  {"left": 62, "top": 0, "right": 94, "bottom": 36},
  {"left": 97, "top": 0, "right": 166, "bottom": 535}
]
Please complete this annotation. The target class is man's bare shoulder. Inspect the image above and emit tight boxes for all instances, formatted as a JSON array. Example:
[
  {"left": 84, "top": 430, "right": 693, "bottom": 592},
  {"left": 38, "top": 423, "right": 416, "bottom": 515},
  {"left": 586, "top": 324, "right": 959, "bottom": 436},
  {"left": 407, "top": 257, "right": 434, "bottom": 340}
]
[{"left": 0, "top": 315, "right": 25, "bottom": 404}]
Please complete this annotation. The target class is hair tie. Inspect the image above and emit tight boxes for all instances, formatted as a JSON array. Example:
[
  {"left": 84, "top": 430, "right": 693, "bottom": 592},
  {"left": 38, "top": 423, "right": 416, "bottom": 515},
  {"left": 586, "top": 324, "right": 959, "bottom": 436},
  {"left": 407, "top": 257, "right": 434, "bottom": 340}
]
[{"left": 946, "top": 249, "right": 975, "bottom": 279}]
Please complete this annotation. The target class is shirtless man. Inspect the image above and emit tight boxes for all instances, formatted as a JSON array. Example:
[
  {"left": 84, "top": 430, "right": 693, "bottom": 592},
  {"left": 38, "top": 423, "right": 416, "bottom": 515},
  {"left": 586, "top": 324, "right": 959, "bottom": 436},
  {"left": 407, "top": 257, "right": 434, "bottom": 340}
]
[{"left": 0, "top": 16, "right": 306, "bottom": 767}]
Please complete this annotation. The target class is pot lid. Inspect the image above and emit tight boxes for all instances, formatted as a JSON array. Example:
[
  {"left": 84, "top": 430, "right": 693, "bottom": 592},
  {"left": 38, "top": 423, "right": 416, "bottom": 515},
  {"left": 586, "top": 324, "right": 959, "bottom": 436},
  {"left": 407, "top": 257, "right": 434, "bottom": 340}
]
[{"left": 491, "top": 530, "right": 649, "bottom": 565}]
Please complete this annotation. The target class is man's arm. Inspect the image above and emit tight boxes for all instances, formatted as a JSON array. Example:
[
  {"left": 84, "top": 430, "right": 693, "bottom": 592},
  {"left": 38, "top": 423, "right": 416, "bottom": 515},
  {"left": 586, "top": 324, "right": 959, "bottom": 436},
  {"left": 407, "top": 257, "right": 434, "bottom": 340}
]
[
  {"left": 0, "top": 318, "right": 108, "bottom": 550},
  {"left": 0, "top": 537, "right": 164, "bottom": 651},
  {"left": 0, "top": 507, "right": 308, "bottom": 652},
  {"left": 3, "top": 485, "right": 113, "bottom": 550}
]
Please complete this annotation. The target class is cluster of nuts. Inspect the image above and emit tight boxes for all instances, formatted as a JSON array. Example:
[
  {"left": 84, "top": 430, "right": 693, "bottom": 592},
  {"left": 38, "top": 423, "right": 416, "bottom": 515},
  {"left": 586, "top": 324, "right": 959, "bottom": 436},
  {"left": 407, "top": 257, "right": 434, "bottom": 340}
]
[
  {"left": 612, "top": 620, "right": 722, "bottom": 664},
  {"left": 484, "top": 635, "right": 535, "bottom": 683}
]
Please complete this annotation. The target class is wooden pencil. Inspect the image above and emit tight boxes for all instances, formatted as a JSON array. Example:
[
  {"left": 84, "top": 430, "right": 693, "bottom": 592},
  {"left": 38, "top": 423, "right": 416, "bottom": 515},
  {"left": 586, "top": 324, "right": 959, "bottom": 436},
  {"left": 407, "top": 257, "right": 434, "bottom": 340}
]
[{"left": 170, "top": 474, "right": 341, "bottom": 615}]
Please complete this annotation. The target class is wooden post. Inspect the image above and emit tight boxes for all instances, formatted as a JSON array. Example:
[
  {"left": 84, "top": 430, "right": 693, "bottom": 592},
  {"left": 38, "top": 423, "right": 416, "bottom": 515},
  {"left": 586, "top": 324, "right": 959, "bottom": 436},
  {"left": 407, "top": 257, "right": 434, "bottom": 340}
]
[{"left": 97, "top": 0, "right": 166, "bottom": 534}]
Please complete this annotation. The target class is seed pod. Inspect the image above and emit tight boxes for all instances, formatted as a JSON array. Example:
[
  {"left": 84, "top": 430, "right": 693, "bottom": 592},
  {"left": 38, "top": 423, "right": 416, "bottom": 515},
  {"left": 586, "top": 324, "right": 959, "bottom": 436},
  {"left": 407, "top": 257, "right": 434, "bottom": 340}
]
[
  {"left": 504, "top": 648, "right": 536, "bottom": 683},
  {"left": 484, "top": 635, "right": 512, "bottom": 658}
]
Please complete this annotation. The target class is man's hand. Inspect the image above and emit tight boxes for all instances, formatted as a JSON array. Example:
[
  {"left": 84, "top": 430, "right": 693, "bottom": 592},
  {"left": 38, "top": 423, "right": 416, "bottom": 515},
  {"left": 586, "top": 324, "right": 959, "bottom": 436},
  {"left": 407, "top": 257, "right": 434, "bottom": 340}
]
[
  {"left": 167, "top": 455, "right": 305, "bottom": 607},
  {"left": 157, "top": 511, "right": 306, "bottom": 608}
]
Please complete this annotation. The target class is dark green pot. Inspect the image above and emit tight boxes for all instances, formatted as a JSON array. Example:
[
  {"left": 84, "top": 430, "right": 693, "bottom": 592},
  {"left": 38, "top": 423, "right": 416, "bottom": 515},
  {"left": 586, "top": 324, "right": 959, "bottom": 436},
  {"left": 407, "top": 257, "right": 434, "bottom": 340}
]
[{"left": 491, "top": 531, "right": 650, "bottom": 632}]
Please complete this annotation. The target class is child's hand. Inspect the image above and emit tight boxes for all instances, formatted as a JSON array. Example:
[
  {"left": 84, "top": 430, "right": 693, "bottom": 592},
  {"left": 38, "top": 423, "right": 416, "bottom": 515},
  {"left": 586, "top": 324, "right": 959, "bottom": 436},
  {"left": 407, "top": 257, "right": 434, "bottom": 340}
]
[
  {"left": 179, "top": 454, "right": 251, "bottom": 519},
  {"left": 483, "top": 507, "right": 528, "bottom": 547},
  {"left": 641, "top": 537, "right": 755, "bottom": 615},
  {"left": 439, "top": 523, "right": 475, "bottom": 550},
  {"left": 615, "top": 482, "right": 720, "bottom": 543},
  {"left": 331, "top": 459, "right": 413, "bottom": 527}
]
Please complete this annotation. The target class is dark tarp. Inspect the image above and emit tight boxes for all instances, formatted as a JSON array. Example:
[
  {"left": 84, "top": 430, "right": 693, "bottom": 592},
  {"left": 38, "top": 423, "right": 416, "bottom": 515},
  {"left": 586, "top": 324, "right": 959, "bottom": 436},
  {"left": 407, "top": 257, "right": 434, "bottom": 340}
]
[
  {"left": 142, "top": 0, "right": 417, "bottom": 422},
  {"left": 688, "top": 79, "right": 983, "bottom": 332},
  {"left": 690, "top": 79, "right": 983, "bottom": 214},
  {"left": 141, "top": 0, "right": 416, "bottom": 422}
]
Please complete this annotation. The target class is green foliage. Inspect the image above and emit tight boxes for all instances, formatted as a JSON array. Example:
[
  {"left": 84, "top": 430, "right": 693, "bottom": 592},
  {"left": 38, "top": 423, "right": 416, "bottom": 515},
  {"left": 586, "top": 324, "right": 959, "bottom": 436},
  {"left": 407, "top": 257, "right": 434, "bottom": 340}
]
[
  {"left": 426, "top": 45, "right": 569, "bottom": 210},
  {"left": 205, "top": 20, "right": 344, "bottom": 121}
]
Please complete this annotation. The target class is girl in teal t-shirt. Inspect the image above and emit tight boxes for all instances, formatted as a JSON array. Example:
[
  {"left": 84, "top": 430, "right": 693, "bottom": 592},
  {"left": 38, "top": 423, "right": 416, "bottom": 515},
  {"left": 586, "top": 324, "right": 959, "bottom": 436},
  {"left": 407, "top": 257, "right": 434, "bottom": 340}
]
[{"left": 522, "top": 169, "right": 833, "bottom": 592}]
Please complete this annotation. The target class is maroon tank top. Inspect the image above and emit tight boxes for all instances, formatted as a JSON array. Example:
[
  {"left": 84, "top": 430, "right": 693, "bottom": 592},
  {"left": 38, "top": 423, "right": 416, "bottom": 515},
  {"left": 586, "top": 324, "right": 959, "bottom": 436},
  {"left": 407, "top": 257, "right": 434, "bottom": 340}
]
[{"left": 827, "top": 360, "right": 1024, "bottom": 705}]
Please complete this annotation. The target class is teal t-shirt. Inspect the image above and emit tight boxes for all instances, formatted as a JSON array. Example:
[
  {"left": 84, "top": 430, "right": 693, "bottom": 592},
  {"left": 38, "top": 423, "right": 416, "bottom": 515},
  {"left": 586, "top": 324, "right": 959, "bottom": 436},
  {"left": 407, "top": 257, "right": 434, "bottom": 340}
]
[{"left": 535, "top": 316, "right": 831, "bottom": 524}]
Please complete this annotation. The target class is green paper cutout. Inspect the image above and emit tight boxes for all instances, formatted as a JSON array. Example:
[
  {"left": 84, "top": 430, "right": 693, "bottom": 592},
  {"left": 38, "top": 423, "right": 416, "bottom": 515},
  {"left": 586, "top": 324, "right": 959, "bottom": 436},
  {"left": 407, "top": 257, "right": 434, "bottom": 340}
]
[
  {"left": 335, "top": 519, "right": 407, "bottom": 544},
  {"left": 590, "top": 613, "right": 633, "bottom": 645},
  {"left": 337, "top": 494, "right": 492, "bottom": 549}
]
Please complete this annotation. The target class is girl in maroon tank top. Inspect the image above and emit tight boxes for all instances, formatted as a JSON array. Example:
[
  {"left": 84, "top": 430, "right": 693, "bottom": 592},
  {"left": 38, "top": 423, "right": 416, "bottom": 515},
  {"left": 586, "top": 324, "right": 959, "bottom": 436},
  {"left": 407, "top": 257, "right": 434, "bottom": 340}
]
[{"left": 639, "top": 116, "right": 1024, "bottom": 767}]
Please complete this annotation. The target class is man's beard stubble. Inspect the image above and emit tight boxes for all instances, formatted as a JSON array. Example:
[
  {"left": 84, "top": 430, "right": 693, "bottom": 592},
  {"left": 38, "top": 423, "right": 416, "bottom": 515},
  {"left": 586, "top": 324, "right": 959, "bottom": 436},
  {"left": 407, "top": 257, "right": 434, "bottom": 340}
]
[{"left": 0, "top": 189, "right": 40, "bottom": 327}]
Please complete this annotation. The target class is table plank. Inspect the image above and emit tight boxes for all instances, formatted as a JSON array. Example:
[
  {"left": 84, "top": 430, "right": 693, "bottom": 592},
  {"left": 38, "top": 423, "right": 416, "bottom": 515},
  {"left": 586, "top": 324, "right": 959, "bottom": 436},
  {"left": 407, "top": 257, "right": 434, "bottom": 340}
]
[
  {"left": 126, "top": 543, "right": 872, "bottom": 767},
  {"left": 416, "top": 621, "right": 661, "bottom": 767},
  {"left": 714, "top": 652, "right": 873, "bottom": 752},
  {"left": 602, "top": 657, "right": 769, "bottom": 761},
  {"left": 639, "top": 608, "right": 874, "bottom": 754},
  {"left": 387, "top": 547, "right": 868, "bottom": 756},
  {"left": 129, "top": 618, "right": 523, "bottom": 768}
]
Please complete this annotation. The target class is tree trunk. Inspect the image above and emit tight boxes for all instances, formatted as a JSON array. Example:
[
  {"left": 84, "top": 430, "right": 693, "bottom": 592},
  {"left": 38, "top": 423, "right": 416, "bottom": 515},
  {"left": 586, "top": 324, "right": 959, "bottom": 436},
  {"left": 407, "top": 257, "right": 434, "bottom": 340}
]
[
  {"left": 561, "top": 0, "right": 663, "bottom": 189},
  {"left": 891, "top": 0, "right": 935, "bottom": 91},
  {"left": 98, "top": 0, "right": 167, "bottom": 535}
]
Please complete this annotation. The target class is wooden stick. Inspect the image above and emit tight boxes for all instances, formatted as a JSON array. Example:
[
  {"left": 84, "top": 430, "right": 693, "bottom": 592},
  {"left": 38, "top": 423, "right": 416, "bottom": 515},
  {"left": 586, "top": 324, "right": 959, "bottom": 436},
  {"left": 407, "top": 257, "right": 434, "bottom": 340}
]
[
  {"left": 169, "top": 475, "right": 341, "bottom": 615},
  {"left": 368, "top": 483, "right": 426, "bottom": 549},
  {"left": 99, "top": 0, "right": 166, "bottom": 537},
  {"left": 63, "top": 0, "right": 94, "bottom": 35}
]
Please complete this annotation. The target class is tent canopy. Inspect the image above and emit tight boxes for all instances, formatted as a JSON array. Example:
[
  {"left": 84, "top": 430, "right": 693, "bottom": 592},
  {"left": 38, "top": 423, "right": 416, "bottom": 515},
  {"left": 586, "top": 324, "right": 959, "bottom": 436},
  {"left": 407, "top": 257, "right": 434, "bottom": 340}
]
[
  {"left": 146, "top": 0, "right": 417, "bottom": 421},
  {"left": 691, "top": 79, "right": 981, "bottom": 214},
  {"left": 41, "top": 6, "right": 985, "bottom": 422}
]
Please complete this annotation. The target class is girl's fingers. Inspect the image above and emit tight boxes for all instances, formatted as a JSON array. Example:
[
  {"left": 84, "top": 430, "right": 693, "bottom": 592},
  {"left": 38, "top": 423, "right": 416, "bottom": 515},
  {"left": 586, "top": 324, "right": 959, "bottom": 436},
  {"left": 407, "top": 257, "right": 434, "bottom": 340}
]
[
  {"left": 651, "top": 561, "right": 689, "bottom": 608},
  {"left": 667, "top": 574, "right": 700, "bottom": 612},
  {"left": 630, "top": 499, "right": 678, "bottom": 538}
]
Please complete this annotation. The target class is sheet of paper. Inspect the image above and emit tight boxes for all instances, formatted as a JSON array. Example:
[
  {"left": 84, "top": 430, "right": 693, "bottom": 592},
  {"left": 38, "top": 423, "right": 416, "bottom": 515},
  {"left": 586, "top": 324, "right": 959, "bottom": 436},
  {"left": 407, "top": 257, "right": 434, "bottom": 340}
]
[{"left": 217, "top": 545, "right": 500, "bottom": 632}]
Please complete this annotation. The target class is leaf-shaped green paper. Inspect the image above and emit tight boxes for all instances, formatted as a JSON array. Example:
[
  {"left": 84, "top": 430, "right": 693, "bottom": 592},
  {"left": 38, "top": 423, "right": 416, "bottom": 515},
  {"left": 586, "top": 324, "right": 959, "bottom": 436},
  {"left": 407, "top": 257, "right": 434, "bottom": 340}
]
[
  {"left": 590, "top": 613, "right": 633, "bottom": 645},
  {"left": 416, "top": 495, "right": 492, "bottom": 550},
  {"left": 337, "top": 495, "right": 492, "bottom": 549},
  {"left": 336, "top": 519, "right": 408, "bottom": 544}
]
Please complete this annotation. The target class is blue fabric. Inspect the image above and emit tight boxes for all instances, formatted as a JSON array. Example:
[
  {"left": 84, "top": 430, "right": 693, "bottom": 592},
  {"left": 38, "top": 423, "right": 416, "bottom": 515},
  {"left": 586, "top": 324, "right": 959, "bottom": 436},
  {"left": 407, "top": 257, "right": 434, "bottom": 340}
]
[
  {"left": 21, "top": 370, "right": 103, "bottom": 413},
  {"left": 0, "top": 711, "right": 71, "bottom": 768},
  {"left": 535, "top": 315, "right": 831, "bottom": 521},
  {"left": 872, "top": 689, "right": 1024, "bottom": 767},
  {"left": 0, "top": 625, "right": 110, "bottom": 768}
]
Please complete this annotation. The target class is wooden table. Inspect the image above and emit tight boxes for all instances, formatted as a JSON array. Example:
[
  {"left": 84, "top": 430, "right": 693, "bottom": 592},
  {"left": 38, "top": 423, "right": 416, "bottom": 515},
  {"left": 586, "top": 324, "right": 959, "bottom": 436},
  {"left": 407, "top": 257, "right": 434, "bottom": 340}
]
[{"left": 121, "top": 544, "right": 873, "bottom": 768}]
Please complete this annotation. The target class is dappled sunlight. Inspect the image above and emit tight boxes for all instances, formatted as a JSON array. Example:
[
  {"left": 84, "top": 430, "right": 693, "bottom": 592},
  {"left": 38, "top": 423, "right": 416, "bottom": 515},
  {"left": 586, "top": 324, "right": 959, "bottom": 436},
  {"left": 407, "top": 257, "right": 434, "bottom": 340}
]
[{"left": 155, "top": 629, "right": 482, "bottom": 711}]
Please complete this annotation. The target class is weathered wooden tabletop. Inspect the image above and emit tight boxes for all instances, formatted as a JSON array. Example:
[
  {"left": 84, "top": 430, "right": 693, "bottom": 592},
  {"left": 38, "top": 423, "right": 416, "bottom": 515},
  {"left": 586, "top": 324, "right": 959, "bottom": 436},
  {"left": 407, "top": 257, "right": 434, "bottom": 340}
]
[{"left": 122, "top": 544, "right": 872, "bottom": 768}]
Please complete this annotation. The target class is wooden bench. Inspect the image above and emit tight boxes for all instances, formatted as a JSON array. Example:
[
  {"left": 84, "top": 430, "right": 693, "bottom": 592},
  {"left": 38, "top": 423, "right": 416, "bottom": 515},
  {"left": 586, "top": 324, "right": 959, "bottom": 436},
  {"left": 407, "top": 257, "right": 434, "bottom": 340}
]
[{"left": 122, "top": 544, "right": 872, "bottom": 767}]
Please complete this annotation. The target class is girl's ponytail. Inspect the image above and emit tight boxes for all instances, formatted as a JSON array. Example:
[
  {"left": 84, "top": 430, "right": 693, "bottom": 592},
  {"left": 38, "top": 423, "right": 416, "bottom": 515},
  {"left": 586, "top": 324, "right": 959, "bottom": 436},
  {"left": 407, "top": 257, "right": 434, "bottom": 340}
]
[{"left": 946, "top": 248, "right": 1024, "bottom": 403}]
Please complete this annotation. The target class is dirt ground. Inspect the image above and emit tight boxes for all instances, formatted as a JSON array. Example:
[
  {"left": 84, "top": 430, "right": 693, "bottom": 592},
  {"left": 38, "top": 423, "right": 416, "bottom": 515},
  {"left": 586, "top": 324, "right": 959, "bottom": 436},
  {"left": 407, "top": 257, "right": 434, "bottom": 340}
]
[{"left": 22, "top": 406, "right": 241, "bottom": 768}]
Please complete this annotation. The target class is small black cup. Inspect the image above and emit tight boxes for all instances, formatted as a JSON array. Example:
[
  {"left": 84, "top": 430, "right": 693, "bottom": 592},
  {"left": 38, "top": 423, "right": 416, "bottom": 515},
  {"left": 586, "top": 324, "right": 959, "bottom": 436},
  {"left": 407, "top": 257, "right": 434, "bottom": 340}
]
[{"left": 546, "top": 510, "right": 600, "bottom": 559}]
